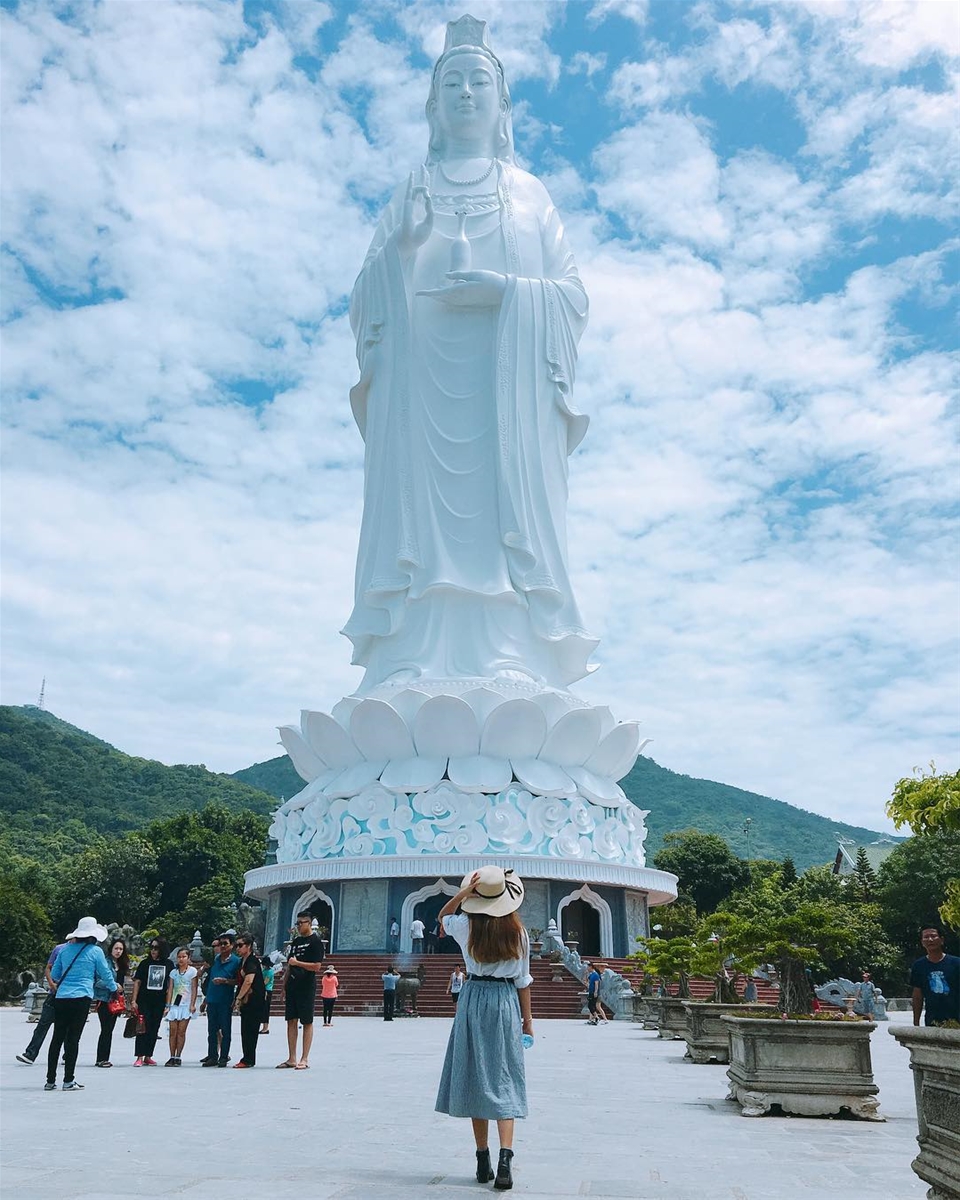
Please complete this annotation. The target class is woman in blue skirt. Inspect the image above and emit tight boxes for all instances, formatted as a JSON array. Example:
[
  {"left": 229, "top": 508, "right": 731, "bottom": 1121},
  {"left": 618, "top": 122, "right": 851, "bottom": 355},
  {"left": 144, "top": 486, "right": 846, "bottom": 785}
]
[{"left": 436, "top": 866, "right": 533, "bottom": 1191}]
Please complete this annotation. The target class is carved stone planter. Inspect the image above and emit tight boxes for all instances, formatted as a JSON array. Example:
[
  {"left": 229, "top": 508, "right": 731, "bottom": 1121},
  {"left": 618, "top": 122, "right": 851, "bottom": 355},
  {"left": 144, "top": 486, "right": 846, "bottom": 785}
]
[
  {"left": 682, "top": 1002, "right": 773, "bottom": 1063},
  {"left": 657, "top": 996, "right": 688, "bottom": 1040},
  {"left": 722, "top": 1016, "right": 883, "bottom": 1120},
  {"left": 890, "top": 1024, "right": 960, "bottom": 1199}
]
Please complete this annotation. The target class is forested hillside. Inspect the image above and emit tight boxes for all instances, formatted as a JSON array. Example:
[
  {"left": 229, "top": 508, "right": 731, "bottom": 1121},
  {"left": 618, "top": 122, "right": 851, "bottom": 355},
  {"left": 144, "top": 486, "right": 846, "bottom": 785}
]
[
  {"left": 0, "top": 706, "right": 275, "bottom": 861},
  {"left": 233, "top": 748, "right": 895, "bottom": 869}
]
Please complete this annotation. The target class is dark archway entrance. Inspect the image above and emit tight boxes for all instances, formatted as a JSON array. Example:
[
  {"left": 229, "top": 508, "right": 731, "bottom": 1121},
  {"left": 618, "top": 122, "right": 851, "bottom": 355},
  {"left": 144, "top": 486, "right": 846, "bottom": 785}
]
[
  {"left": 415, "top": 893, "right": 459, "bottom": 954},
  {"left": 306, "top": 898, "right": 333, "bottom": 953},
  {"left": 561, "top": 898, "right": 601, "bottom": 956}
]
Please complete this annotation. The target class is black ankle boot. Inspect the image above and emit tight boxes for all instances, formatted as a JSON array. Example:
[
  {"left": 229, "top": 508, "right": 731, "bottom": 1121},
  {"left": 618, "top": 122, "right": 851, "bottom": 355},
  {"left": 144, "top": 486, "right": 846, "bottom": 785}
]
[
  {"left": 476, "top": 1148, "right": 494, "bottom": 1183},
  {"left": 494, "top": 1149, "right": 514, "bottom": 1190}
]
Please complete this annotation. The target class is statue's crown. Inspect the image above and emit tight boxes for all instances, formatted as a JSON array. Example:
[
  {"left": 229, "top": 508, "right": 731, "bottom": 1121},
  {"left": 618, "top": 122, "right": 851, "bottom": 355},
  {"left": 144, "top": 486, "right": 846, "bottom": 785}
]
[{"left": 443, "top": 14, "right": 491, "bottom": 54}]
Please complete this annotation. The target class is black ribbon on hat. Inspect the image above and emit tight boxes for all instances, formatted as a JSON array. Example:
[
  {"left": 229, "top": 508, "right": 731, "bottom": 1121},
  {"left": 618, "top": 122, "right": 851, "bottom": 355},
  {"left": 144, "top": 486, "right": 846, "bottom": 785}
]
[{"left": 484, "top": 869, "right": 522, "bottom": 901}]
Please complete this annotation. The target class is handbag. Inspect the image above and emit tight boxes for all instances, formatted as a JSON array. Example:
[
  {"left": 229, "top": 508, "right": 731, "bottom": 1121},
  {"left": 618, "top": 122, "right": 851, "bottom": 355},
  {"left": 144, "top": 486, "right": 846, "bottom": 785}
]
[
  {"left": 107, "top": 994, "right": 126, "bottom": 1016},
  {"left": 123, "top": 1011, "right": 146, "bottom": 1039}
]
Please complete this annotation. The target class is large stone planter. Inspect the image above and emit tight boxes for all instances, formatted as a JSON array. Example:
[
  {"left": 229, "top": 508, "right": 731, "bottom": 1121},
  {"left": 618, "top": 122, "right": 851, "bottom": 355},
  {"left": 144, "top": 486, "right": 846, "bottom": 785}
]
[
  {"left": 722, "top": 1015, "right": 883, "bottom": 1120},
  {"left": 890, "top": 1024, "right": 960, "bottom": 1200},
  {"left": 682, "top": 1002, "right": 773, "bottom": 1064},
  {"left": 657, "top": 996, "right": 688, "bottom": 1040}
]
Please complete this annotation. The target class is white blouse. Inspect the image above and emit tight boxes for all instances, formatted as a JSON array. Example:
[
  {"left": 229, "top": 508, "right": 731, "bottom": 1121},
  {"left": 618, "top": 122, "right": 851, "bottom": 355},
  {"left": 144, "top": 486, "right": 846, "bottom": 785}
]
[{"left": 441, "top": 913, "right": 532, "bottom": 989}]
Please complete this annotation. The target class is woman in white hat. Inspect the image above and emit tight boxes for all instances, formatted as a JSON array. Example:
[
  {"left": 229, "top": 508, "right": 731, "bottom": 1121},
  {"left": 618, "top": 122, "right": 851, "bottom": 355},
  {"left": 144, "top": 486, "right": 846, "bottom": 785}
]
[
  {"left": 435, "top": 866, "right": 532, "bottom": 1191},
  {"left": 45, "top": 916, "right": 119, "bottom": 1092}
]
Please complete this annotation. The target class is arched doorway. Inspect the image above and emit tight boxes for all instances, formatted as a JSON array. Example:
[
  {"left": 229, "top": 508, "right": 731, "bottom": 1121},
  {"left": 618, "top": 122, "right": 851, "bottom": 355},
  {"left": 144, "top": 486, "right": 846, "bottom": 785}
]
[
  {"left": 414, "top": 893, "right": 460, "bottom": 954},
  {"left": 401, "top": 879, "right": 459, "bottom": 952},
  {"left": 561, "top": 899, "right": 600, "bottom": 955},
  {"left": 557, "top": 884, "right": 613, "bottom": 957},
  {"left": 291, "top": 886, "right": 335, "bottom": 953}
]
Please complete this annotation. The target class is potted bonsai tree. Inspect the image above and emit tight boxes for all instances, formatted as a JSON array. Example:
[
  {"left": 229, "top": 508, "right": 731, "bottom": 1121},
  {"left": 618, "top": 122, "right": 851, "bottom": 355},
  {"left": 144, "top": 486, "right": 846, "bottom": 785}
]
[
  {"left": 680, "top": 917, "right": 771, "bottom": 1064},
  {"left": 631, "top": 937, "right": 695, "bottom": 1040},
  {"left": 718, "top": 902, "right": 883, "bottom": 1119}
]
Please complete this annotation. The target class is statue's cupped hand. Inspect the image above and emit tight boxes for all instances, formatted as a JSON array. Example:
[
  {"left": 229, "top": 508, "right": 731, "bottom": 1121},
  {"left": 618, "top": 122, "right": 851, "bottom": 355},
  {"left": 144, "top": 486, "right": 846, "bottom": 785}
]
[{"left": 417, "top": 270, "right": 507, "bottom": 308}]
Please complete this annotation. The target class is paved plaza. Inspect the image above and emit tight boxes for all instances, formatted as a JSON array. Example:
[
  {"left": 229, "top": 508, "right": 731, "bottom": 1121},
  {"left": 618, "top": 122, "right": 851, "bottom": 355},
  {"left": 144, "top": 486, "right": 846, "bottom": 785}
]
[{"left": 1, "top": 1007, "right": 926, "bottom": 1199}]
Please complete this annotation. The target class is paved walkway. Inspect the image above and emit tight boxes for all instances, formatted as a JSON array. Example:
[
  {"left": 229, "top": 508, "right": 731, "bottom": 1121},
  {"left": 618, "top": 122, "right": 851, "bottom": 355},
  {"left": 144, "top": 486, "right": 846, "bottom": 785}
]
[{"left": 0, "top": 1008, "right": 926, "bottom": 1199}]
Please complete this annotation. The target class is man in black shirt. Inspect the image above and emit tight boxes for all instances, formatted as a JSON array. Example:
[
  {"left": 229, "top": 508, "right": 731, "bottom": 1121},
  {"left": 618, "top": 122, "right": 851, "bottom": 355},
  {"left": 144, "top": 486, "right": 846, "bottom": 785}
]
[
  {"left": 911, "top": 926, "right": 960, "bottom": 1026},
  {"left": 278, "top": 912, "right": 325, "bottom": 1069}
]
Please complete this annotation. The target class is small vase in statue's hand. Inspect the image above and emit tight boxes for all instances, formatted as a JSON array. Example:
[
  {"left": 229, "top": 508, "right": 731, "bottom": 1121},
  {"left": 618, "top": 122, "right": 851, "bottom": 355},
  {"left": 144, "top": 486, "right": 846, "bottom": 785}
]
[{"left": 450, "top": 210, "right": 471, "bottom": 273}]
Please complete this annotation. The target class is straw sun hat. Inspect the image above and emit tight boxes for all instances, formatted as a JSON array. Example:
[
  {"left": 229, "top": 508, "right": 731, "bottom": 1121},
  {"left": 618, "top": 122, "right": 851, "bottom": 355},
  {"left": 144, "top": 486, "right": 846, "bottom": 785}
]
[{"left": 459, "top": 865, "right": 525, "bottom": 918}]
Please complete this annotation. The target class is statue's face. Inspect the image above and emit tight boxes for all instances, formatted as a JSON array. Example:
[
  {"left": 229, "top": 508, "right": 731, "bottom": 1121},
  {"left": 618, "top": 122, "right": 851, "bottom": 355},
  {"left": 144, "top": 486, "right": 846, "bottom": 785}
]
[{"left": 435, "top": 50, "right": 500, "bottom": 150}]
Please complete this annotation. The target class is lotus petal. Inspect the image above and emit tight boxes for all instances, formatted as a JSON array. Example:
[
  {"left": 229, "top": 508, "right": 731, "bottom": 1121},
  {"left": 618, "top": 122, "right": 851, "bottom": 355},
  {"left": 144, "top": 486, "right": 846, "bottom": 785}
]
[
  {"left": 331, "top": 696, "right": 361, "bottom": 730},
  {"left": 323, "top": 759, "right": 388, "bottom": 798},
  {"left": 279, "top": 726, "right": 327, "bottom": 782},
  {"left": 594, "top": 706, "right": 616, "bottom": 738},
  {"left": 538, "top": 707, "right": 602, "bottom": 767},
  {"left": 584, "top": 722, "right": 641, "bottom": 781},
  {"left": 350, "top": 699, "right": 415, "bottom": 760},
  {"left": 413, "top": 695, "right": 479, "bottom": 758},
  {"left": 460, "top": 687, "right": 506, "bottom": 725},
  {"left": 480, "top": 699, "right": 547, "bottom": 759},
  {"left": 387, "top": 689, "right": 431, "bottom": 725},
  {"left": 301, "top": 711, "right": 362, "bottom": 769},
  {"left": 638, "top": 738, "right": 652, "bottom": 756},
  {"left": 380, "top": 756, "right": 448, "bottom": 792},
  {"left": 567, "top": 765, "right": 625, "bottom": 805},
  {"left": 510, "top": 758, "right": 576, "bottom": 797},
  {"left": 530, "top": 691, "right": 570, "bottom": 726},
  {"left": 447, "top": 755, "right": 512, "bottom": 793}
]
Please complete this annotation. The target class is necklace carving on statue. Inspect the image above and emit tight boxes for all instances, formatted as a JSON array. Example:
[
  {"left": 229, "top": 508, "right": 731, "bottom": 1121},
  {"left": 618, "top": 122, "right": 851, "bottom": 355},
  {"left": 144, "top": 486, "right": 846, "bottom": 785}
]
[{"left": 438, "top": 158, "right": 496, "bottom": 188}]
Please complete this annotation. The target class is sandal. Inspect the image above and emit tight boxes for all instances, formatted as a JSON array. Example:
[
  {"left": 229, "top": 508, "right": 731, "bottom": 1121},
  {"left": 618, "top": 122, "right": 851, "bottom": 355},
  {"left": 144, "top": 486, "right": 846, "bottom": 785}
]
[
  {"left": 295, "top": 1062, "right": 309, "bottom": 1070},
  {"left": 275, "top": 1061, "right": 297, "bottom": 1069}
]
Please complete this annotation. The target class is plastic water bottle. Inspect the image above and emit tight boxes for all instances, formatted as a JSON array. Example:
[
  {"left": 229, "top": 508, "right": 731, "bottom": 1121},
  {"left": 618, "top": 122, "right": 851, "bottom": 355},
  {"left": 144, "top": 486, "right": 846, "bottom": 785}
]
[{"left": 522, "top": 1033, "right": 534, "bottom": 1050}]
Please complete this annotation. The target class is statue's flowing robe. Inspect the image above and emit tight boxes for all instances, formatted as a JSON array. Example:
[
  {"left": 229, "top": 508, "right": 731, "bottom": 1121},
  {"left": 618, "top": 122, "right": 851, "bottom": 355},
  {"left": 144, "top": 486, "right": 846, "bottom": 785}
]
[{"left": 344, "top": 164, "right": 597, "bottom": 690}]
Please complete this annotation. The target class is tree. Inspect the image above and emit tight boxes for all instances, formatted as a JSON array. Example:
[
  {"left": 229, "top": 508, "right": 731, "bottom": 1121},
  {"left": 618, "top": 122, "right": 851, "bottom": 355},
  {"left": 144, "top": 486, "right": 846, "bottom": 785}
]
[
  {"left": 0, "top": 876, "right": 53, "bottom": 993},
  {"left": 851, "top": 847, "right": 877, "bottom": 902},
  {"left": 631, "top": 937, "right": 696, "bottom": 998},
  {"left": 886, "top": 765, "right": 959, "bottom": 835},
  {"left": 155, "top": 875, "right": 237, "bottom": 945},
  {"left": 51, "top": 836, "right": 160, "bottom": 935},
  {"left": 652, "top": 829, "right": 750, "bottom": 915},
  {"left": 875, "top": 830, "right": 960, "bottom": 961},
  {"left": 780, "top": 857, "right": 798, "bottom": 889},
  {"left": 145, "top": 803, "right": 268, "bottom": 917}
]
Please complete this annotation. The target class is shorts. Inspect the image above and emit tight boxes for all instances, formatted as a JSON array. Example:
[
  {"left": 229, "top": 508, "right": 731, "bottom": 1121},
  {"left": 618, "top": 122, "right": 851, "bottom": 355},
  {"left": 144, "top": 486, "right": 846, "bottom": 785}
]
[
  {"left": 285, "top": 985, "right": 316, "bottom": 1026},
  {"left": 587, "top": 995, "right": 598, "bottom": 1014}
]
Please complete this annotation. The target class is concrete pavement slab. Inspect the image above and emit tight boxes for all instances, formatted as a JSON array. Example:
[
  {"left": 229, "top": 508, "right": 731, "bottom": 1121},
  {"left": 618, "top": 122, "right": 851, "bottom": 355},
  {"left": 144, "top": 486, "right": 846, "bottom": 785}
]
[{"left": 0, "top": 1009, "right": 926, "bottom": 1199}]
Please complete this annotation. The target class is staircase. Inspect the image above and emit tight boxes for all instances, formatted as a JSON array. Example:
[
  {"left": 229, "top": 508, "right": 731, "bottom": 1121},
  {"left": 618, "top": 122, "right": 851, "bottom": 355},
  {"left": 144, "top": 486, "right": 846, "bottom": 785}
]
[{"left": 269, "top": 954, "right": 780, "bottom": 1019}]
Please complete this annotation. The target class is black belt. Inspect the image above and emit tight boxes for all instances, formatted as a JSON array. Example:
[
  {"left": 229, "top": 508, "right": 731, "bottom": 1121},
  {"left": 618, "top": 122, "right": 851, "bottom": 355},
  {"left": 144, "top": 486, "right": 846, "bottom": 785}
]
[{"left": 467, "top": 975, "right": 512, "bottom": 984}]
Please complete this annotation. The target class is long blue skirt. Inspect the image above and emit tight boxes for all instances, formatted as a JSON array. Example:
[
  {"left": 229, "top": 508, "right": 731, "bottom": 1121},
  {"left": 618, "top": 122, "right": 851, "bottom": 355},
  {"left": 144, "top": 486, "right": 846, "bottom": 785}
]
[{"left": 435, "top": 979, "right": 527, "bottom": 1120}]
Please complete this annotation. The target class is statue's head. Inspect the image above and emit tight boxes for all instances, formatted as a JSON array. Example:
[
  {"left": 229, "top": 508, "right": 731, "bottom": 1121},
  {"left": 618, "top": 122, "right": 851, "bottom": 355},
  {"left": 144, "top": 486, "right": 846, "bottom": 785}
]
[{"left": 425, "top": 15, "right": 515, "bottom": 164}]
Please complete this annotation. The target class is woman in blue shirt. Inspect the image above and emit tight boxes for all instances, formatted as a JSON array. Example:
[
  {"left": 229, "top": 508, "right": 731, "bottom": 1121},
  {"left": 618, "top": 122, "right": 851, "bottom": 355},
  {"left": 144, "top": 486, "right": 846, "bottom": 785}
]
[{"left": 46, "top": 916, "right": 119, "bottom": 1092}]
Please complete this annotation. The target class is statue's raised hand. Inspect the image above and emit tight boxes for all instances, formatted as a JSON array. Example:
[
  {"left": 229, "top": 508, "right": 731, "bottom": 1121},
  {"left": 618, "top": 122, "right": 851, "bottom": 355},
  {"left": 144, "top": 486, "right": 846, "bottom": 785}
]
[
  {"left": 395, "top": 169, "right": 433, "bottom": 257},
  {"left": 416, "top": 270, "right": 507, "bottom": 308}
]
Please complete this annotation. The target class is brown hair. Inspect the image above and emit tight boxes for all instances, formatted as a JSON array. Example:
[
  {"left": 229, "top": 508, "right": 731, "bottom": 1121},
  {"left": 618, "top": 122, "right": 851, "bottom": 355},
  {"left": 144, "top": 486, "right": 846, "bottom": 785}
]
[{"left": 467, "top": 912, "right": 524, "bottom": 964}]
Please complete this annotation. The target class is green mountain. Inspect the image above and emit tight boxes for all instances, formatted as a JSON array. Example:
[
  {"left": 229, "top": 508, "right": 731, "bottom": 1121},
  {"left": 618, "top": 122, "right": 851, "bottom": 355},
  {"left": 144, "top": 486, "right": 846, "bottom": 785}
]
[
  {"left": 232, "top": 749, "right": 895, "bottom": 870},
  {"left": 0, "top": 705, "right": 276, "bottom": 860},
  {"left": 2, "top": 703, "right": 895, "bottom": 870}
]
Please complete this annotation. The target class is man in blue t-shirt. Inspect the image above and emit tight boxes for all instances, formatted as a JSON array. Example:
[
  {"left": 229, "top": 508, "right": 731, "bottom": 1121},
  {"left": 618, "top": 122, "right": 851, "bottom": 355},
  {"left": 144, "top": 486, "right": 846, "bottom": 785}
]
[
  {"left": 586, "top": 964, "right": 603, "bottom": 1025},
  {"left": 910, "top": 926, "right": 960, "bottom": 1027},
  {"left": 201, "top": 933, "right": 240, "bottom": 1065}
]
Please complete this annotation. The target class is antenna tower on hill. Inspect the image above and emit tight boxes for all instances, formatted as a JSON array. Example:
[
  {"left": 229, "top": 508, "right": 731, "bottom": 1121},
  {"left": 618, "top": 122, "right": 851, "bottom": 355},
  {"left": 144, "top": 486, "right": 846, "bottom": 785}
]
[{"left": 37, "top": 678, "right": 46, "bottom": 709}]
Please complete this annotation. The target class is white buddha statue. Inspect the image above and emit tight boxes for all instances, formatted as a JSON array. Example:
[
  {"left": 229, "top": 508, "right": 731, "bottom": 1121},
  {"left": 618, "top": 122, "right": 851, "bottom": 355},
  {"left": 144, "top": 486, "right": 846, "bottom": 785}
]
[{"left": 343, "top": 15, "right": 597, "bottom": 695}]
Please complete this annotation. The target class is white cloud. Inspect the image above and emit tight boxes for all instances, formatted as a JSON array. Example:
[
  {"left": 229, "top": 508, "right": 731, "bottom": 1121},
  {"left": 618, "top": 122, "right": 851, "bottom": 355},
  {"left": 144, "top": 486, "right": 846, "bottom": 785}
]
[{"left": 1, "top": 0, "right": 956, "bottom": 840}]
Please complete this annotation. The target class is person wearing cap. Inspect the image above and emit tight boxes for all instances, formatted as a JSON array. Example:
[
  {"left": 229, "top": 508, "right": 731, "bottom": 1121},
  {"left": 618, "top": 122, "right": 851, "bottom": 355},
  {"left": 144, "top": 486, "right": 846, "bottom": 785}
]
[
  {"left": 320, "top": 965, "right": 339, "bottom": 1027},
  {"left": 435, "top": 866, "right": 533, "bottom": 1191},
  {"left": 44, "top": 916, "right": 119, "bottom": 1092}
]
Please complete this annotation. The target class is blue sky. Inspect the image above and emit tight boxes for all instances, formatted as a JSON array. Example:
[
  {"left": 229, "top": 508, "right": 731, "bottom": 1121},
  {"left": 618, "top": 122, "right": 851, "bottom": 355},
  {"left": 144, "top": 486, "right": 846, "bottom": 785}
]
[{"left": 1, "top": 0, "right": 957, "bottom": 836}]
